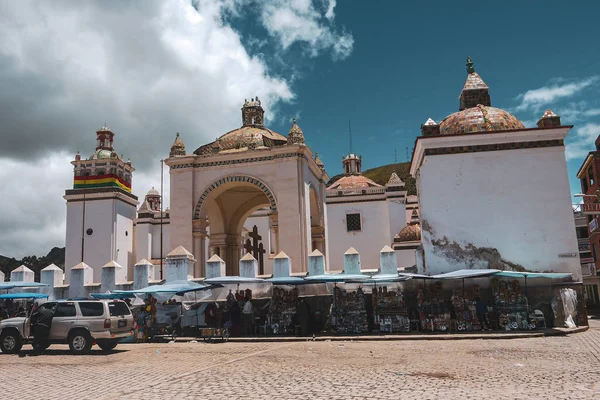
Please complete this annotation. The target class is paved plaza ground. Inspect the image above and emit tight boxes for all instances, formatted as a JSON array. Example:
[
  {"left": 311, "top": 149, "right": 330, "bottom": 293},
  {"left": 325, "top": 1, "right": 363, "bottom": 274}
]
[{"left": 1, "top": 319, "right": 599, "bottom": 400}]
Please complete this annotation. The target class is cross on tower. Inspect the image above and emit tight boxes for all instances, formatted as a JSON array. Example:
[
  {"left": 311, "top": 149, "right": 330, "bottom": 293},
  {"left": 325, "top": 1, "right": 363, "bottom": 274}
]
[{"left": 244, "top": 225, "right": 266, "bottom": 274}]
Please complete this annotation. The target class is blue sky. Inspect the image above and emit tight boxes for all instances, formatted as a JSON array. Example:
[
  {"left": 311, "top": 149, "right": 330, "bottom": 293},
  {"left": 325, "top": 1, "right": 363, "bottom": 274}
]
[
  {"left": 1, "top": 0, "right": 599, "bottom": 257},
  {"left": 228, "top": 1, "right": 600, "bottom": 197}
]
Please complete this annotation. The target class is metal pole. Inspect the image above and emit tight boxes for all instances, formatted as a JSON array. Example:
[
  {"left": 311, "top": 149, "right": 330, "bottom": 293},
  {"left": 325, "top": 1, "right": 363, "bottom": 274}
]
[
  {"left": 160, "top": 159, "right": 164, "bottom": 281},
  {"left": 81, "top": 168, "right": 87, "bottom": 263}
]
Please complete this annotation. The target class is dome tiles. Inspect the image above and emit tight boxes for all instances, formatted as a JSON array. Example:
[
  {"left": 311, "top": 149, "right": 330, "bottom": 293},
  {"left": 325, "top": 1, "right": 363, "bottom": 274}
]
[
  {"left": 439, "top": 105, "right": 525, "bottom": 136},
  {"left": 328, "top": 175, "right": 380, "bottom": 190},
  {"left": 396, "top": 223, "right": 421, "bottom": 243}
]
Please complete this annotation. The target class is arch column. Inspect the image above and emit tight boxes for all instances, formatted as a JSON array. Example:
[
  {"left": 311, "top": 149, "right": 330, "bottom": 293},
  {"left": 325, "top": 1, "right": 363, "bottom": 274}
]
[{"left": 192, "top": 218, "right": 208, "bottom": 278}]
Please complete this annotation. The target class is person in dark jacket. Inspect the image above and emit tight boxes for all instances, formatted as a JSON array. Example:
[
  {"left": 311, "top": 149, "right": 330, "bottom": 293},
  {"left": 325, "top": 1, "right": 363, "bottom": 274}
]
[
  {"left": 30, "top": 303, "right": 55, "bottom": 354},
  {"left": 474, "top": 296, "right": 489, "bottom": 331}
]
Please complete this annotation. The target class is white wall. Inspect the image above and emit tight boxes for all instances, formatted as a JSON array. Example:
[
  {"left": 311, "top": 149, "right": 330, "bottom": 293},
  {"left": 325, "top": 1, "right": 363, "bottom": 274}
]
[
  {"left": 417, "top": 146, "right": 582, "bottom": 280},
  {"left": 66, "top": 198, "right": 136, "bottom": 283},
  {"left": 327, "top": 200, "right": 406, "bottom": 271},
  {"left": 396, "top": 248, "right": 417, "bottom": 269}
]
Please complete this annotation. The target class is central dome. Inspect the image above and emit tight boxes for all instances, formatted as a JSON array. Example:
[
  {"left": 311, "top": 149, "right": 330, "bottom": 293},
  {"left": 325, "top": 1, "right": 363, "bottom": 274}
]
[{"left": 439, "top": 104, "right": 525, "bottom": 135}]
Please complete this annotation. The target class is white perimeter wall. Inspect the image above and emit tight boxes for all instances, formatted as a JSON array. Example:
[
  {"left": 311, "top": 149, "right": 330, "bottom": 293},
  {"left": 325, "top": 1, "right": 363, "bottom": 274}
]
[
  {"left": 327, "top": 200, "right": 406, "bottom": 271},
  {"left": 417, "top": 146, "right": 582, "bottom": 280}
]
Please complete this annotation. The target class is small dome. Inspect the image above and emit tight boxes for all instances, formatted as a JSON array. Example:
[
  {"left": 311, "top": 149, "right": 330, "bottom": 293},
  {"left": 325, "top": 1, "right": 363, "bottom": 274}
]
[
  {"left": 170, "top": 132, "right": 186, "bottom": 157},
  {"left": 91, "top": 149, "right": 116, "bottom": 160},
  {"left": 195, "top": 125, "right": 287, "bottom": 155},
  {"left": 395, "top": 224, "right": 421, "bottom": 242},
  {"left": 147, "top": 187, "right": 160, "bottom": 197},
  {"left": 439, "top": 105, "right": 525, "bottom": 135},
  {"left": 287, "top": 117, "right": 305, "bottom": 145},
  {"left": 328, "top": 175, "right": 380, "bottom": 189}
]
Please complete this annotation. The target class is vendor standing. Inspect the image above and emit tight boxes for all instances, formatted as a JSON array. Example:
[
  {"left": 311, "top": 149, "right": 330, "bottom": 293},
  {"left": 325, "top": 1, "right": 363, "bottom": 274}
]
[
  {"left": 30, "top": 303, "right": 55, "bottom": 354},
  {"left": 242, "top": 295, "right": 254, "bottom": 336}
]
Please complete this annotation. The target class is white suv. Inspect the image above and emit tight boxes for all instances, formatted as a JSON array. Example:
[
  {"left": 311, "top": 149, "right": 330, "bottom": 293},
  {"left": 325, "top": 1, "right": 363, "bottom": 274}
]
[{"left": 0, "top": 299, "right": 134, "bottom": 354}]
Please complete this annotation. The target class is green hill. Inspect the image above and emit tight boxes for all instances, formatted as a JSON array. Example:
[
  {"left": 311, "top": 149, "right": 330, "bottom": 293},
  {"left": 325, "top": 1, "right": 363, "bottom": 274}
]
[
  {"left": 0, "top": 247, "right": 65, "bottom": 282},
  {"left": 327, "top": 162, "right": 416, "bottom": 195}
]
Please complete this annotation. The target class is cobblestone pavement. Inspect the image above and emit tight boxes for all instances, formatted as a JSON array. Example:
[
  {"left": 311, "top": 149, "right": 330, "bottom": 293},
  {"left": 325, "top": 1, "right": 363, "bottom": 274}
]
[{"left": 1, "top": 320, "right": 600, "bottom": 400}]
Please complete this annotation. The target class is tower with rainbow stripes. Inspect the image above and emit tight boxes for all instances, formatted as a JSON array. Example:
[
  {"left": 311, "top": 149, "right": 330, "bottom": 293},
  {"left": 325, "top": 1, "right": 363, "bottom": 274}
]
[{"left": 64, "top": 125, "right": 138, "bottom": 283}]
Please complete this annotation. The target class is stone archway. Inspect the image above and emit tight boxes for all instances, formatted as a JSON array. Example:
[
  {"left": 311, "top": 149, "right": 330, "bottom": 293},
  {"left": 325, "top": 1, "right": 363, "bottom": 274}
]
[{"left": 193, "top": 175, "right": 278, "bottom": 276}]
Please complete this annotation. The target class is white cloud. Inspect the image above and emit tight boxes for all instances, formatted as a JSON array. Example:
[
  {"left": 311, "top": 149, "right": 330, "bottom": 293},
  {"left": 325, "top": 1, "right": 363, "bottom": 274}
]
[
  {"left": 258, "top": 0, "right": 353, "bottom": 60},
  {"left": 325, "top": 0, "right": 337, "bottom": 20},
  {"left": 0, "top": 0, "right": 302, "bottom": 258},
  {"left": 565, "top": 123, "right": 600, "bottom": 161},
  {"left": 515, "top": 77, "right": 599, "bottom": 112}
]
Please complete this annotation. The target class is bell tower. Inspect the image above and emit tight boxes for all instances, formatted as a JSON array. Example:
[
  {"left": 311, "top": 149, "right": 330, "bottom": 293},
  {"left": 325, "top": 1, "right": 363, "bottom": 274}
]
[
  {"left": 241, "top": 97, "right": 265, "bottom": 126},
  {"left": 64, "top": 125, "right": 138, "bottom": 283}
]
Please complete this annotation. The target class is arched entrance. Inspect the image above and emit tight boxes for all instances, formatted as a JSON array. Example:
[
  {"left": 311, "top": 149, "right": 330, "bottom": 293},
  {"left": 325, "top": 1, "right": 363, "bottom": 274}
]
[{"left": 193, "top": 175, "right": 278, "bottom": 276}]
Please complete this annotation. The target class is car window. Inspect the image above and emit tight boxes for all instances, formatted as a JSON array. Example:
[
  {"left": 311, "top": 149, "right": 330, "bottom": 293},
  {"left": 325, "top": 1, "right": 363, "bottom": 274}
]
[
  {"left": 54, "top": 303, "right": 77, "bottom": 317},
  {"left": 39, "top": 303, "right": 56, "bottom": 311},
  {"left": 79, "top": 302, "right": 105, "bottom": 317},
  {"left": 108, "top": 301, "right": 131, "bottom": 316}
]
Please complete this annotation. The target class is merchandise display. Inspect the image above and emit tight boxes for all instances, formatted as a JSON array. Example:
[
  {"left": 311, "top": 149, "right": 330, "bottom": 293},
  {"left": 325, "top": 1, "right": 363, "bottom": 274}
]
[
  {"left": 267, "top": 287, "right": 299, "bottom": 335},
  {"left": 331, "top": 286, "right": 368, "bottom": 333},
  {"left": 491, "top": 278, "right": 531, "bottom": 330},
  {"left": 416, "top": 282, "right": 450, "bottom": 332},
  {"left": 450, "top": 287, "right": 482, "bottom": 331},
  {"left": 372, "top": 286, "right": 410, "bottom": 333}
]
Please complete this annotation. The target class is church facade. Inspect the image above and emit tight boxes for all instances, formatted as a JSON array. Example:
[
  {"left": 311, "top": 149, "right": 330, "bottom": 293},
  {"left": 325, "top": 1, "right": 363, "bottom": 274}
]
[{"left": 63, "top": 58, "right": 581, "bottom": 284}]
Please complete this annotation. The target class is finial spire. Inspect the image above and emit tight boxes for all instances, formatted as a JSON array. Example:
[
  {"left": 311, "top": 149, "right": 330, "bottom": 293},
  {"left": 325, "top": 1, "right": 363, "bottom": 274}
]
[
  {"left": 292, "top": 116, "right": 296, "bottom": 124},
  {"left": 466, "top": 56, "right": 475, "bottom": 74}
]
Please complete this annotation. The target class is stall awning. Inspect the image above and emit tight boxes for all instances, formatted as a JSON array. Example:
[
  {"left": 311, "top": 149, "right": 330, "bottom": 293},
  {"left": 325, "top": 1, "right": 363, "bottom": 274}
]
[
  {"left": 115, "top": 280, "right": 213, "bottom": 295},
  {"left": 398, "top": 273, "right": 435, "bottom": 280},
  {"left": 305, "top": 273, "right": 370, "bottom": 283},
  {"left": 0, "top": 281, "right": 48, "bottom": 289},
  {"left": 90, "top": 292, "right": 134, "bottom": 299},
  {"left": 432, "top": 269, "right": 500, "bottom": 279},
  {"left": 264, "top": 277, "right": 307, "bottom": 285},
  {"left": 347, "top": 274, "right": 411, "bottom": 284},
  {"left": 493, "top": 271, "right": 573, "bottom": 280},
  {"left": 204, "top": 276, "right": 264, "bottom": 284},
  {"left": 0, "top": 292, "right": 49, "bottom": 299}
]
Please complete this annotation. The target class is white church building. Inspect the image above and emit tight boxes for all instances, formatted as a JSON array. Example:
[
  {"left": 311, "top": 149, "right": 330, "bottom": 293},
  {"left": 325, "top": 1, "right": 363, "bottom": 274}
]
[{"left": 63, "top": 58, "right": 581, "bottom": 284}]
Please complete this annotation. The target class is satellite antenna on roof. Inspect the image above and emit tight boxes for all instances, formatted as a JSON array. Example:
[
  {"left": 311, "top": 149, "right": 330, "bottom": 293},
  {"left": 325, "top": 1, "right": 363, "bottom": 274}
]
[{"left": 348, "top": 120, "right": 353, "bottom": 154}]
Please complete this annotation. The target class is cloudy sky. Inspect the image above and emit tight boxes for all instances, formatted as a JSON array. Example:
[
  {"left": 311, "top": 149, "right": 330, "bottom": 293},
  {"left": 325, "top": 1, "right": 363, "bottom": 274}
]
[{"left": 1, "top": 0, "right": 599, "bottom": 258}]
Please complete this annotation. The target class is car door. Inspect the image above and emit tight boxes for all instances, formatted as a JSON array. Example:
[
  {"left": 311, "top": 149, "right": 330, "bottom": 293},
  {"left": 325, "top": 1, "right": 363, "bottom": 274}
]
[{"left": 49, "top": 302, "right": 78, "bottom": 340}]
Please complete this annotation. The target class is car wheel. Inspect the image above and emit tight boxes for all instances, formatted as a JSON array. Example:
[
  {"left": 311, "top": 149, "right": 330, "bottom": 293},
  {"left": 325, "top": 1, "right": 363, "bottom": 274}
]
[
  {"left": 0, "top": 331, "right": 23, "bottom": 354},
  {"left": 68, "top": 331, "right": 92, "bottom": 355},
  {"left": 97, "top": 341, "right": 118, "bottom": 351}
]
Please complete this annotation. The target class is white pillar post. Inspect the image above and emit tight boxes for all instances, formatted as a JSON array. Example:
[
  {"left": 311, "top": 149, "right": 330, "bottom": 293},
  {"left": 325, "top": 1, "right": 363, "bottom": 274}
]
[
  {"left": 239, "top": 253, "right": 258, "bottom": 278},
  {"left": 343, "top": 247, "right": 361, "bottom": 275},
  {"left": 308, "top": 249, "right": 326, "bottom": 275},
  {"left": 133, "top": 259, "right": 152, "bottom": 290},
  {"left": 379, "top": 245, "right": 398, "bottom": 275},
  {"left": 273, "top": 251, "right": 291, "bottom": 278},
  {"left": 206, "top": 255, "right": 226, "bottom": 279},
  {"left": 165, "top": 246, "right": 195, "bottom": 283}
]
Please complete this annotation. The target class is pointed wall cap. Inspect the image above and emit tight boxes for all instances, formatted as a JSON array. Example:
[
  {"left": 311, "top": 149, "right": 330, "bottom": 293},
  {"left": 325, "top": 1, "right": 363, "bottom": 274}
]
[
  {"left": 134, "top": 259, "right": 153, "bottom": 266},
  {"left": 13, "top": 265, "right": 34, "bottom": 273},
  {"left": 102, "top": 260, "right": 123, "bottom": 269},
  {"left": 386, "top": 171, "right": 404, "bottom": 186},
  {"left": 423, "top": 118, "right": 438, "bottom": 126},
  {"left": 72, "top": 262, "right": 92, "bottom": 270},
  {"left": 240, "top": 252, "right": 257, "bottom": 261},
  {"left": 309, "top": 249, "right": 324, "bottom": 257},
  {"left": 344, "top": 247, "right": 359, "bottom": 255},
  {"left": 380, "top": 245, "right": 395, "bottom": 253},
  {"left": 167, "top": 245, "right": 194, "bottom": 258},
  {"left": 42, "top": 263, "right": 62, "bottom": 271},
  {"left": 207, "top": 254, "right": 225, "bottom": 263},
  {"left": 273, "top": 251, "right": 290, "bottom": 259}
]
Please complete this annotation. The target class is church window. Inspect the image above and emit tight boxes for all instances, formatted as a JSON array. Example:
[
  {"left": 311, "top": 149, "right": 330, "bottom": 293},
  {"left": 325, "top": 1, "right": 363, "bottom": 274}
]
[
  {"left": 86, "top": 228, "right": 93, "bottom": 236},
  {"left": 346, "top": 213, "right": 362, "bottom": 232}
]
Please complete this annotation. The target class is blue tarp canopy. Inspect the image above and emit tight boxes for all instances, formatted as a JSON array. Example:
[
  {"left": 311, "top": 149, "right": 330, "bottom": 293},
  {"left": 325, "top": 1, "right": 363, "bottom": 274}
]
[
  {"left": 204, "top": 276, "right": 264, "bottom": 284},
  {"left": 493, "top": 271, "right": 573, "bottom": 280},
  {"left": 114, "top": 280, "right": 213, "bottom": 295},
  {"left": 304, "top": 273, "right": 370, "bottom": 283},
  {"left": 264, "top": 276, "right": 307, "bottom": 285},
  {"left": 347, "top": 274, "right": 411, "bottom": 284},
  {"left": 398, "top": 273, "right": 435, "bottom": 280},
  {"left": 432, "top": 269, "right": 500, "bottom": 279},
  {"left": 0, "top": 292, "right": 49, "bottom": 299},
  {"left": 0, "top": 281, "right": 48, "bottom": 289}
]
